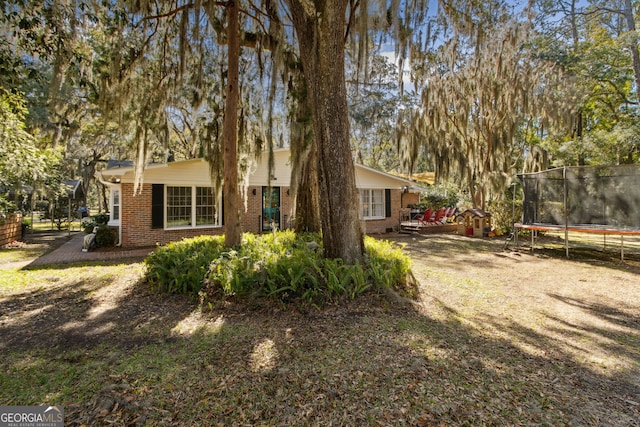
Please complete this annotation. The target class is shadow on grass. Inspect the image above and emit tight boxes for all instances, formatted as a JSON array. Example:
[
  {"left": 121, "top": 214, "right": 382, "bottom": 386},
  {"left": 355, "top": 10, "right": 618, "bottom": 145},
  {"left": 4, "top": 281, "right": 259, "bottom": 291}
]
[
  {"left": 63, "top": 296, "right": 637, "bottom": 425},
  {"left": 0, "top": 249, "right": 638, "bottom": 425},
  {"left": 391, "top": 232, "right": 640, "bottom": 276},
  {"left": 0, "top": 274, "right": 196, "bottom": 352}
]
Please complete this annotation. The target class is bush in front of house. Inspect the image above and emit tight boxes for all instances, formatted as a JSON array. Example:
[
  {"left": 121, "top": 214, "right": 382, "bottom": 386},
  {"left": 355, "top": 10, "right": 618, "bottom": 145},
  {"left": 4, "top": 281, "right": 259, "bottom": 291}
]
[
  {"left": 95, "top": 225, "right": 117, "bottom": 248},
  {"left": 143, "top": 230, "right": 414, "bottom": 307},
  {"left": 80, "top": 213, "right": 117, "bottom": 248},
  {"left": 94, "top": 212, "right": 109, "bottom": 225},
  {"left": 81, "top": 212, "right": 109, "bottom": 234},
  {"left": 144, "top": 235, "right": 227, "bottom": 294},
  {"left": 81, "top": 219, "right": 96, "bottom": 234}
]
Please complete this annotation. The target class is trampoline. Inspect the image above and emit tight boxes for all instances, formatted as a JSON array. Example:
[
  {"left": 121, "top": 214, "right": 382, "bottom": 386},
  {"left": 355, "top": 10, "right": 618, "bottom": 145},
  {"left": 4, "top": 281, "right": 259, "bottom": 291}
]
[{"left": 515, "top": 164, "right": 640, "bottom": 260}]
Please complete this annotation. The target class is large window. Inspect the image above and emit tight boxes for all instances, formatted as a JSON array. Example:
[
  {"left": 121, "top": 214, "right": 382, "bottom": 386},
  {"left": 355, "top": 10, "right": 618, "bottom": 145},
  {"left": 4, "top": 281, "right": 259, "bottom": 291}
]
[
  {"left": 359, "top": 189, "right": 385, "bottom": 219},
  {"left": 166, "top": 186, "right": 220, "bottom": 229},
  {"left": 195, "top": 186, "right": 217, "bottom": 226}
]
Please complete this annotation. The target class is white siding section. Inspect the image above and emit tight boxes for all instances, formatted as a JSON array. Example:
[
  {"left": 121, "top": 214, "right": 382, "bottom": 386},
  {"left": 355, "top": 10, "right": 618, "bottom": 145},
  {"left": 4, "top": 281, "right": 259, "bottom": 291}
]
[
  {"left": 103, "top": 149, "right": 411, "bottom": 190},
  {"left": 251, "top": 150, "right": 292, "bottom": 186},
  {"left": 120, "top": 160, "right": 212, "bottom": 185},
  {"left": 354, "top": 165, "right": 408, "bottom": 189}
]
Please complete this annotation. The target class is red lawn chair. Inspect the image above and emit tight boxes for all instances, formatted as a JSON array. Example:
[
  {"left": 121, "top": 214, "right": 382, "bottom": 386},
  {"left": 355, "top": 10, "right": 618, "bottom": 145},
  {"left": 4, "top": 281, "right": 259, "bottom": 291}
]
[
  {"left": 446, "top": 207, "right": 457, "bottom": 222},
  {"left": 417, "top": 208, "right": 433, "bottom": 226},
  {"left": 428, "top": 207, "right": 447, "bottom": 225}
]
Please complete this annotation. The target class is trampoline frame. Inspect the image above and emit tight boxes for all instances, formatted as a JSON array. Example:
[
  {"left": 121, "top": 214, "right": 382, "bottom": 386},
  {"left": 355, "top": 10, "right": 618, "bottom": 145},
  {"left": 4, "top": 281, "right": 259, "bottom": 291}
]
[
  {"left": 514, "top": 223, "right": 640, "bottom": 260},
  {"left": 516, "top": 165, "right": 640, "bottom": 260}
]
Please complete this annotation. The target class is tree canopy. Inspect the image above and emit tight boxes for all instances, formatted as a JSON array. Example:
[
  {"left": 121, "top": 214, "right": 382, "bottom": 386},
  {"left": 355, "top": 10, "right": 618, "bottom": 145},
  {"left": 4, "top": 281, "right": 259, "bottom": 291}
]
[{"left": 1, "top": 0, "right": 638, "bottom": 248}]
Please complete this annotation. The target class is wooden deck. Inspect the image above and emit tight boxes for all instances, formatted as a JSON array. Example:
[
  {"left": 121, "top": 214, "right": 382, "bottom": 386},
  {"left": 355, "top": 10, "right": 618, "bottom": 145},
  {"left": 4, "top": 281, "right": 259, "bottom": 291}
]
[{"left": 399, "top": 221, "right": 458, "bottom": 234}]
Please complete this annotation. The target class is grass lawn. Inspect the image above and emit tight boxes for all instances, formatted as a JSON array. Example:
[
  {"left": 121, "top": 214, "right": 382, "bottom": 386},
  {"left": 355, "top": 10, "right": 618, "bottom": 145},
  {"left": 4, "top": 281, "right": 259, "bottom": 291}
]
[{"left": 0, "top": 233, "right": 639, "bottom": 425}]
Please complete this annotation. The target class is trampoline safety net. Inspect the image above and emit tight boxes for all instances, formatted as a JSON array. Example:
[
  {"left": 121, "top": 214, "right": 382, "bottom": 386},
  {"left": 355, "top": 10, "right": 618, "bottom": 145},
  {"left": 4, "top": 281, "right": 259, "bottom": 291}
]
[{"left": 519, "top": 164, "right": 640, "bottom": 229}]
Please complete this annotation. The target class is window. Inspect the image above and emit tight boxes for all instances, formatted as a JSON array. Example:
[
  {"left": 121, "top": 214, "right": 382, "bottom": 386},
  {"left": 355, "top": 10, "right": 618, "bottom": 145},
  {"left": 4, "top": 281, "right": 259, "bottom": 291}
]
[
  {"left": 108, "top": 187, "right": 121, "bottom": 226},
  {"left": 112, "top": 189, "right": 120, "bottom": 221},
  {"left": 359, "top": 189, "right": 385, "bottom": 219},
  {"left": 167, "top": 186, "right": 192, "bottom": 228},
  {"left": 195, "top": 186, "right": 216, "bottom": 226},
  {"left": 166, "top": 186, "right": 220, "bottom": 229}
]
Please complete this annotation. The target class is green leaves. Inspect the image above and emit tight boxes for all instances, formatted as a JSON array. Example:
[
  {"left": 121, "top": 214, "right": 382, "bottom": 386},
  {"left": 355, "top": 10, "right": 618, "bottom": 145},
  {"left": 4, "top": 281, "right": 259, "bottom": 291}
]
[
  {"left": 0, "top": 90, "right": 67, "bottom": 218},
  {"left": 0, "top": 91, "right": 42, "bottom": 187},
  {"left": 143, "top": 231, "right": 414, "bottom": 307},
  {"left": 144, "top": 235, "right": 226, "bottom": 295}
]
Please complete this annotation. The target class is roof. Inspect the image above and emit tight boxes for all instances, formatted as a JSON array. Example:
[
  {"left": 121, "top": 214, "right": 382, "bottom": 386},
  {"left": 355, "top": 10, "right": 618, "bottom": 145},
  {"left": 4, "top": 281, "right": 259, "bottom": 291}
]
[
  {"left": 106, "top": 159, "right": 134, "bottom": 169},
  {"left": 456, "top": 208, "right": 491, "bottom": 218},
  {"left": 64, "top": 179, "right": 84, "bottom": 200},
  {"left": 98, "top": 149, "right": 423, "bottom": 190},
  {"left": 391, "top": 171, "right": 435, "bottom": 186}
]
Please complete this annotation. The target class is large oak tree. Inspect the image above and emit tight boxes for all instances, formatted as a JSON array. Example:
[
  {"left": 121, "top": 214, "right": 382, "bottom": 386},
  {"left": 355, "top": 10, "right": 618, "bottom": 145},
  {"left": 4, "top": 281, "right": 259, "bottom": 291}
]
[{"left": 286, "top": 0, "right": 364, "bottom": 262}]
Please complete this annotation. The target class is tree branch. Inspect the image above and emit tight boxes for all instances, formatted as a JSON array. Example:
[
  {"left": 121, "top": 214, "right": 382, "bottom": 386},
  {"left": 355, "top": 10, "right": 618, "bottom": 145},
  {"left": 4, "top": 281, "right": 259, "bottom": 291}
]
[
  {"left": 138, "top": 1, "right": 229, "bottom": 24},
  {"left": 344, "top": 0, "right": 360, "bottom": 44}
]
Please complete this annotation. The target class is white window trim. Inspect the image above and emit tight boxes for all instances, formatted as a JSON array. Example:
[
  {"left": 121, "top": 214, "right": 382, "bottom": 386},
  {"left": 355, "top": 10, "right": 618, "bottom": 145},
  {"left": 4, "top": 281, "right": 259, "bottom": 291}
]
[
  {"left": 359, "top": 188, "right": 385, "bottom": 220},
  {"left": 107, "top": 186, "right": 121, "bottom": 226},
  {"left": 165, "top": 185, "right": 222, "bottom": 230}
]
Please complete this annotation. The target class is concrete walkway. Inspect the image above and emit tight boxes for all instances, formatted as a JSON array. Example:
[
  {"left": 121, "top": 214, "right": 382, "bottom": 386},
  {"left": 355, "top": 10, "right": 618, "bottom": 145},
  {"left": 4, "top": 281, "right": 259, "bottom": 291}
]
[{"left": 27, "top": 232, "right": 154, "bottom": 267}]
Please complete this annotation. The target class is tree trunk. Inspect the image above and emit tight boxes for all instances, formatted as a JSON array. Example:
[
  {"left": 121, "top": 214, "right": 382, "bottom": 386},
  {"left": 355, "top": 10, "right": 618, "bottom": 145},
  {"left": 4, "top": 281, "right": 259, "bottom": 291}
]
[
  {"left": 81, "top": 160, "right": 96, "bottom": 208},
  {"left": 624, "top": 0, "right": 640, "bottom": 104},
  {"left": 223, "top": 1, "right": 242, "bottom": 247},
  {"left": 568, "top": 0, "right": 586, "bottom": 167},
  {"left": 294, "top": 141, "right": 321, "bottom": 233},
  {"left": 289, "top": 72, "right": 321, "bottom": 233},
  {"left": 287, "top": 0, "right": 364, "bottom": 262},
  {"left": 574, "top": 110, "right": 585, "bottom": 166}
]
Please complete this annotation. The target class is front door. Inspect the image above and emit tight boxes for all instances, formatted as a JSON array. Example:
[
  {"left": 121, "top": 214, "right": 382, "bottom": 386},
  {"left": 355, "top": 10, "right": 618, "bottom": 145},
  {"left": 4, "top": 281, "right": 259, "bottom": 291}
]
[{"left": 262, "top": 186, "right": 280, "bottom": 231}]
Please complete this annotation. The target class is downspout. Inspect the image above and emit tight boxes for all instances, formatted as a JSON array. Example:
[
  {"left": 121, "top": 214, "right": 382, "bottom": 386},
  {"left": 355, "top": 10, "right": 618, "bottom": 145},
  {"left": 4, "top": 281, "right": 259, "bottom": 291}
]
[
  {"left": 95, "top": 172, "right": 122, "bottom": 247},
  {"left": 116, "top": 211, "right": 122, "bottom": 247}
]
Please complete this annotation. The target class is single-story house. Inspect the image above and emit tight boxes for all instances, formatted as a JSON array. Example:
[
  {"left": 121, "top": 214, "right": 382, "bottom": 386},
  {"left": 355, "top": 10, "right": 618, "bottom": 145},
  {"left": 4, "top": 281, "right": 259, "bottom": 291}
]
[{"left": 97, "top": 148, "right": 421, "bottom": 247}]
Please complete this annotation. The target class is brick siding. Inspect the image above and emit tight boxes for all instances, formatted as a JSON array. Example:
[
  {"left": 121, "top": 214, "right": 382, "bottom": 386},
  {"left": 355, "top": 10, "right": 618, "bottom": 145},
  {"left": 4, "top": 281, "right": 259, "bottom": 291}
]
[
  {"left": 120, "top": 184, "right": 295, "bottom": 248},
  {"left": 0, "top": 213, "right": 23, "bottom": 246},
  {"left": 362, "top": 189, "right": 404, "bottom": 234},
  {"left": 119, "top": 183, "right": 403, "bottom": 247}
]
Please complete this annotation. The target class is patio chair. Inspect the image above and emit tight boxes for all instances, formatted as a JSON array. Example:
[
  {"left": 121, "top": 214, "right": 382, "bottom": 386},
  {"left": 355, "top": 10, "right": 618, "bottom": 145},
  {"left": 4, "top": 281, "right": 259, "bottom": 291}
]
[
  {"left": 417, "top": 208, "right": 433, "bottom": 226},
  {"left": 428, "top": 207, "right": 447, "bottom": 225},
  {"left": 445, "top": 207, "right": 457, "bottom": 223}
]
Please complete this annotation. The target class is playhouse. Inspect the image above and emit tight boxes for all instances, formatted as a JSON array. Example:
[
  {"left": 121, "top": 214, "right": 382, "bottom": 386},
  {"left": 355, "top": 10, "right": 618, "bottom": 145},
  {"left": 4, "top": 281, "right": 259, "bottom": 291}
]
[{"left": 456, "top": 208, "right": 492, "bottom": 237}]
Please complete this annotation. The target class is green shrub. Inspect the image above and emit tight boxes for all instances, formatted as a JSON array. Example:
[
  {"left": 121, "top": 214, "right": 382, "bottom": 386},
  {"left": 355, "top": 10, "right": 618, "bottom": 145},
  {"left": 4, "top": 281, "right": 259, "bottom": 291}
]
[
  {"left": 93, "top": 213, "right": 109, "bottom": 225},
  {"left": 487, "top": 194, "right": 522, "bottom": 235},
  {"left": 365, "top": 237, "right": 416, "bottom": 297},
  {"left": 208, "top": 249, "right": 260, "bottom": 296},
  {"left": 0, "top": 196, "right": 15, "bottom": 216},
  {"left": 82, "top": 213, "right": 111, "bottom": 234},
  {"left": 143, "top": 231, "right": 414, "bottom": 307},
  {"left": 145, "top": 235, "right": 226, "bottom": 294},
  {"left": 418, "top": 182, "right": 464, "bottom": 210},
  {"left": 81, "top": 219, "right": 96, "bottom": 234},
  {"left": 95, "top": 225, "right": 117, "bottom": 248}
]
